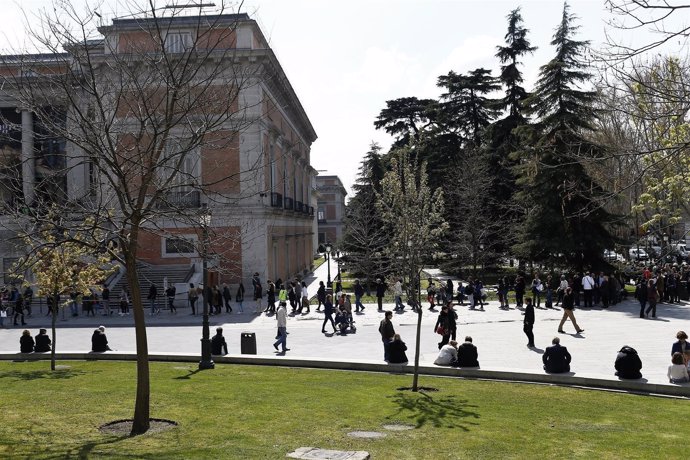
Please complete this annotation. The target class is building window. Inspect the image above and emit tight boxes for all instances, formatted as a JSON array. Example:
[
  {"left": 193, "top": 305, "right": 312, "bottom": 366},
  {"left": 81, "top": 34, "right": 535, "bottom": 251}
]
[
  {"left": 165, "top": 32, "right": 193, "bottom": 53},
  {"left": 164, "top": 236, "right": 198, "bottom": 257},
  {"left": 159, "top": 142, "right": 200, "bottom": 191},
  {"left": 269, "top": 143, "right": 276, "bottom": 192},
  {"left": 318, "top": 232, "right": 326, "bottom": 245},
  {"left": 317, "top": 207, "right": 325, "bottom": 222}
]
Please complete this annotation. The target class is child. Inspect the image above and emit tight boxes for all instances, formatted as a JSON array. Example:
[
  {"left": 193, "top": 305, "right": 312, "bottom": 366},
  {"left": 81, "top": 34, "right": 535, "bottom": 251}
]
[{"left": 668, "top": 352, "right": 689, "bottom": 383}]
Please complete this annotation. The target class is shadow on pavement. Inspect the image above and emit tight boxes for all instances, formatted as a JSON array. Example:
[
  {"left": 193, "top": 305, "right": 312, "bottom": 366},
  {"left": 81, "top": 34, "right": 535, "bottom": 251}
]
[{"left": 388, "top": 391, "right": 480, "bottom": 431}]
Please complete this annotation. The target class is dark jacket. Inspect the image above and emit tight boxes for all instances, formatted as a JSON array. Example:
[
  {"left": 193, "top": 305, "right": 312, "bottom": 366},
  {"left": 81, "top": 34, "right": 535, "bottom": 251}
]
[
  {"left": 148, "top": 285, "right": 157, "bottom": 300},
  {"left": 456, "top": 342, "right": 479, "bottom": 367},
  {"left": 376, "top": 282, "right": 386, "bottom": 298},
  {"left": 324, "top": 299, "right": 335, "bottom": 315},
  {"left": 211, "top": 333, "right": 228, "bottom": 355},
  {"left": 20, "top": 335, "right": 34, "bottom": 353},
  {"left": 614, "top": 346, "right": 642, "bottom": 379},
  {"left": 524, "top": 302, "right": 535, "bottom": 324},
  {"left": 354, "top": 283, "right": 364, "bottom": 297},
  {"left": 317, "top": 284, "right": 326, "bottom": 301},
  {"left": 562, "top": 292, "right": 574, "bottom": 310},
  {"left": 387, "top": 339, "right": 408, "bottom": 364},
  {"left": 543, "top": 344, "right": 571, "bottom": 373},
  {"left": 34, "top": 333, "right": 51, "bottom": 352},
  {"left": 378, "top": 318, "right": 395, "bottom": 340},
  {"left": 671, "top": 340, "right": 689, "bottom": 356},
  {"left": 91, "top": 330, "right": 109, "bottom": 352}
]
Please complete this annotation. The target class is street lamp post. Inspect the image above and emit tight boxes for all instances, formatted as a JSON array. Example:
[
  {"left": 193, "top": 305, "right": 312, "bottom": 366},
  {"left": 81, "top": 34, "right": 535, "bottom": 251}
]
[
  {"left": 199, "top": 206, "right": 215, "bottom": 370},
  {"left": 325, "top": 242, "right": 332, "bottom": 288}
]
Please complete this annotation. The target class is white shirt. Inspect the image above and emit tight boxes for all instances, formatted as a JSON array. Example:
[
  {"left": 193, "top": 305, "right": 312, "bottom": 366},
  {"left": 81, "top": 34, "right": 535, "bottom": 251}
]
[
  {"left": 302, "top": 286, "right": 309, "bottom": 299},
  {"left": 582, "top": 275, "right": 595, "bottom": 290},
  {"left": 394, "top": 281, "right": 403, "bottom": 296},
  {"left": 276, "top": 305, "right": 287, "bottom": 327},
  {"left": 668, "top": 364, "right": 689, "bottom": 381},
  {"left": 559, "top": 279, "right": 569, "bottom": 290},
  {"left": 434, "top": 345, "right": 458, "bottom": 366}
]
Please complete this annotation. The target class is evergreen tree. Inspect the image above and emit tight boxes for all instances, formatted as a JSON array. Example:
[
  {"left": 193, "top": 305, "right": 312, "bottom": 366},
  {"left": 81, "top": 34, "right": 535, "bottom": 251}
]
[
  {"left": 374, "top": 97, "right": 438, "bottom": 148},
  {"left": 513, "top": 2, "right": 617, "bottom": 270}
]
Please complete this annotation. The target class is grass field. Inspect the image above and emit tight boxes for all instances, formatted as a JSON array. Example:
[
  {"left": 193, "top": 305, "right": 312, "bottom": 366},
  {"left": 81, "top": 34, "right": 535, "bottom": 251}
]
[{"left": 1, "top": 360, "right": 686, "bottom": 459}]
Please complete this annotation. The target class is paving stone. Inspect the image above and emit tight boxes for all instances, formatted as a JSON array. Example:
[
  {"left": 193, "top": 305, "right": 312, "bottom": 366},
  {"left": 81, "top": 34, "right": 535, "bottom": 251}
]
[
  {"left": 286, "top": 447, "right": 370, "bottom": 459},
  {"left": 347, "top": 431, "right": 387, "bottom": 439},
  {"left": 382, "top": 424, "right": 415, "bottom": 431}
]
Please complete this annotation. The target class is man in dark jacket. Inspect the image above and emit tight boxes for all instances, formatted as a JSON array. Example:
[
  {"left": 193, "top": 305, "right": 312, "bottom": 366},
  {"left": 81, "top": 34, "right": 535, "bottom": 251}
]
[
  {"left": 211, "top": 327, "right": 228, "bottom": 355},
  {"left": 375, "top": 278, "right": 386, "bottom": 311},
  {"left": 543, "top": 337, "right": 571, "bottom": 373},
  {"left": 455, "top": 336, "right": 479, "bottom": 367},
  {"left": 354, "top": 279, "right": 365, "bottom": 312},
  {"left": 523, "top": 297, "right": 535, "bottom": 348},
  {"left": 379, "top": 310, "right": 395, "bottom": 361},
  {"left": 34, "top": 329, "right": 51, "bottom": 352},
  {"left": 614, "top": 345, "right": 642, "bottom": 379}
]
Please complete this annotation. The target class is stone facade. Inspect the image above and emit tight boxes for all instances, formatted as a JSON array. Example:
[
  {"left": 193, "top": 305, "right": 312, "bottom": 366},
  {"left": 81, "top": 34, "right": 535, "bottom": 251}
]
[{"left": 315, "top": 175, "right": 347, "bottom": 247}]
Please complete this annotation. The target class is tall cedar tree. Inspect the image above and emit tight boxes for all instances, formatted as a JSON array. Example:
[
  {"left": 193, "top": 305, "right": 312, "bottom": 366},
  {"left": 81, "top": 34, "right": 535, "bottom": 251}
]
[
  {"left": 489, "top": 8, "right": 536, "bottom": 221},
  {"left": 341, "top": 143, "right": 391, "bottom": 282},
  {"left": 513, "top": 2, "right": 617, "bottom": 270},
  {"left": 374, "top": 97, "right": 438, "bottom": 149}
]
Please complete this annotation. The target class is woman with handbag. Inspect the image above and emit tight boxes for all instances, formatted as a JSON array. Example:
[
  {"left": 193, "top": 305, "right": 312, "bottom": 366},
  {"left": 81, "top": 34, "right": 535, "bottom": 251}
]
[{"left": 434, "top": 303, "right": 453, "bottom": 350}]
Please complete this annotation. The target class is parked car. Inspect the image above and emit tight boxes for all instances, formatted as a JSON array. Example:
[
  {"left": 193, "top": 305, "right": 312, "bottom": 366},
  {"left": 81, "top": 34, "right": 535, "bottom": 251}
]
[
  {"left": 628, "top": 247, "right": 649, "bottom": 261},
  {"left": 604, "top": 250, "right": 625, "bottom": 263}
]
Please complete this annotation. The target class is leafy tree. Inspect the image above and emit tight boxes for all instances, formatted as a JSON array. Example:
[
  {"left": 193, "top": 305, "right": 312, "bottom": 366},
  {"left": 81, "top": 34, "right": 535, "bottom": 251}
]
[
  {"left": 374, "top": 97, "right": 438, "bottom": 148},
  {"left": 513, "top": 2, "right": 618, "bottom": 270},
  {"left": 377, "top": 147, "right": 447, "bottom": 391}
]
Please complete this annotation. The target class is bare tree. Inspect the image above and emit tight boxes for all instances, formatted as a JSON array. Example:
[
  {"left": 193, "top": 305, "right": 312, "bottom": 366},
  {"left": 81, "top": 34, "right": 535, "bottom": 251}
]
[{"left": 0, "top": 0, "right": 294, "bottom": 435}]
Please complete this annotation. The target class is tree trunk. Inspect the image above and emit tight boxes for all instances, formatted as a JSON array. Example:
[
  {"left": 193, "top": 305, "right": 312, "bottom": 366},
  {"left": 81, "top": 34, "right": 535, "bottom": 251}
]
[
  {"left": 125, "top": 250, "right": 150, "bottom": 436},
  {"left": 411, "top": 306, "right": 423, "bottom": 392},
  {"left": 50, "top": 303, "right": 57, "bottom": 371}
]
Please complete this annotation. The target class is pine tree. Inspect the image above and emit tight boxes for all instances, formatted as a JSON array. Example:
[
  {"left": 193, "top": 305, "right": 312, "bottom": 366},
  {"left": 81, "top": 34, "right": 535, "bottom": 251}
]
[{"left": 513, "top": 2, "right": 617, "bottom": 270}]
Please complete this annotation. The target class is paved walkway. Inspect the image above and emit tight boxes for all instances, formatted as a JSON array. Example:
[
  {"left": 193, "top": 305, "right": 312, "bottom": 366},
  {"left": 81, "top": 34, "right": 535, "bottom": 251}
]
[{"left": 1, "top": 260, "right": 689, "bottom": 390}]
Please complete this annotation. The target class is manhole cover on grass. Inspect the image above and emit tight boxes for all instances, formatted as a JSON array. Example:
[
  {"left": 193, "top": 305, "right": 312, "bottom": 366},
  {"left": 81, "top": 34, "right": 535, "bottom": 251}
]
[
  {"left": 347, "top": 431, "right": 386, "bottom": 439},
  {"left": 55, "top": 365, "right": 71, "bottom": 370},
  {"left": 382, "top": 424, "right": 415, "bottom": 431},
  {"left": 287, "top": 447, "right": 370, "bottom": 459}
]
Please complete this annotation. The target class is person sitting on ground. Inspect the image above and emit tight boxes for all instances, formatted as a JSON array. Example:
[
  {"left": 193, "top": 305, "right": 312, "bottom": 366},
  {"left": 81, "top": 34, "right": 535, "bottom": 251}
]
[
  {"left": 20, "top": 329, "right": 34, "bottom": 353},
  {"left": 542, "top": 336, "right": 571, "bottom": 373},
  {"left": 434, "top": 340, "right": 458, "bottom": 366},
  {"left": 91, "top": 326, "right": 111, "bottom": 352},
  {"left": 455, "top": 336, "right": 479, "bottom": 367},
  {"left": 614, "top": 345, "right": 642, "bottom": 379},
  {"left": 671, "top": 331, "right": 690, "bottom": 359},
  {"left": 668, "top": 352, "right": 689, "bottom": 384},
  {"left": 34, "top": 328, "right": 51, "bottom": 352},
  {"left": 387, "top": 333, "right": 408, "bottom": 364},
  {"left": 211, "top": 327, "right": 228, "bottom": 355}
]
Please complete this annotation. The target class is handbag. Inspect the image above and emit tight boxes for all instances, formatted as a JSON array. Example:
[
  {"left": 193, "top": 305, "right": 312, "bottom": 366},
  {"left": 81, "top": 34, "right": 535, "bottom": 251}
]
[{"left": 435, "top": 325, "right": 446, "bottom": 335}]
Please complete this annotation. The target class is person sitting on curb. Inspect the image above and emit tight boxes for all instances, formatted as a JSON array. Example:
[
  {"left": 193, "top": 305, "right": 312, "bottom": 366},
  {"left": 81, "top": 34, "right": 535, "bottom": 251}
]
[
  {"left": 668, "top": 352, "right": 689, "bottom": 384},
  {"left": 614, "top": 345, "right": 642, "bottom": 379},
  {"left": 387, "top": 334, "right": 408, "bottom": 364},
  {"left": 34, "top": 329, "right": 51, "bottom": 352},
  {"left": 211, "top": 327, "right": 228, "bottom": 355},
  {"left": 434, "top": 340, "right": 458, "bottom": 366},
  {"left": 455, "top": 336, "right": 479, "bottom": 368},
  {"left": 91, "top": 326, "right": 111, "bottom": 352},
  {"left": 542, "top": 336, "right": 571, "bottom": 373},
  {"left": 19, "top": 329, "right": 34, "bottom": 353}
]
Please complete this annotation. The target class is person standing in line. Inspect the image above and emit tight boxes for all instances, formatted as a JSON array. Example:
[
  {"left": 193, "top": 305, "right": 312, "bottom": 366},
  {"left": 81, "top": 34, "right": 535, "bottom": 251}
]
[
  {"left": 316, "top": 281, "right": 326, "bottom": 311},
  {"left": 379, "top": 310, "right": 395, "bottom": 361},
  {"left": 298, "top": 281, "right": 310, "bottom": 314},
  {"left": 354, "top": 279, "right": 365, "bottom": 312},
  {"left": 222, "top": 283, "right": 233, "bottom": 313},
  {"left": 393, "top": 278, "right": 404, "bottom": 311},
  {"left": 166, "top": 285, "right": 177, "bottom": 314},
  {"left": 210, "top": 327, "right": 228, "bottom": 355},
  {"left": 273, "top": 302, "right": 289, "bottom": 353},
  {"left": 645, "top": 279, "right": 658, "bottom": 318},
  {"left": 101, "top": 284, "right": 111, "bottom": 316},
  {"left": 474, "top": 279, "right": 485, "bottom": 310},
  {"left": 514, "top": 274, "right": 525, "bottom": 308},
  {"left": 19, "top": 329, "right": 34, "bottom": 353},
  {"left": 322, "top": 294, "right": 337, "bottom": 334},
  {"left": 376, "top": 278, "right": 386, "bottom": 311},
  {"left": 544, "top": 275, "right": 554, "bottom": 309},
  {"left": 119, "top": 290, "right": 130, "bottom": 316},
  {"left": 23, "top": 286, "right": 33, "bottom": 317},
  {"left": 235, "top": 281, "right": 245, "bottom": 313},
  {"left": 294, "top": 279, "right": 303, "bottom": 311},
  {"left": 557, "top": 287, "right": 584, "bottom": 334},
  {"left": 266, "top": 280, "right": 276, "bottom": 314},
  {"left": 523, "top": 296, "right": 535, "bottom": 348},
  {"left": 531, "top": 274, "right": 543, "bottom": 308},
  {"left": 635, "top": 277, "right": 647, "bottom": 318},
  {"left": 427, "top": 278, "right": 437, "bottom": 310},
  {"left": 572, "top": 272, "right": 582, "bottom": 307},
  {"left": 446, "top": 279, "right": 454, "bottom": 305},
  {"left": 582, "top": 272, "right": 595, "bottom": 308},
  {"left": 277, "top": 282, "right": 287, "bottom": 313},
  {"left": 188, "top": 283, "right": 198, "bottom": 315},
  {"left": 543, "top": 336, "right": 571, "bottom": 373},
  {"left": 13, "top": 293, "right": 26, "bottom": 326},
  {"left": 252, "top": 272, "right": 263, "bottom": 313},
  {"left": 556, "top": 275, "right": 568, "bottom": 306},
  {"left": 465, "top": 280, "right": 475, "bottom": 309},
  {"left": 213, "top": 285, "right": 223, "bottom": 315},
  {"left": 34, "top": 328, "right": 51, "bottom": 352}
]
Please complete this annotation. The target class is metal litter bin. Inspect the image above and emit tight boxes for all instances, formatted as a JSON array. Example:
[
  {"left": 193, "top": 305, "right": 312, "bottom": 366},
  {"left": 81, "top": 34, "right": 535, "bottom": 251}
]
[{"left": 241, "top": 332, "right": 257, "bottom": 354}]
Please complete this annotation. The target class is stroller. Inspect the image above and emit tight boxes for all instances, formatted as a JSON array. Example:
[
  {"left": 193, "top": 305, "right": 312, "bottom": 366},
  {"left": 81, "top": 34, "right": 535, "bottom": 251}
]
[{"left": 335, "top": 308, "right": 356, "bottom": 334}]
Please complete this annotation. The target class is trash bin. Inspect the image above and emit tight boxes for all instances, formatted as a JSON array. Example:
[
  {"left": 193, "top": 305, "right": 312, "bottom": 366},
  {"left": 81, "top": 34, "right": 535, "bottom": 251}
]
[
  {"left": 241, "top": 332, "right": 257, "bottom": 354},
  {"left": 679, "top": 282, "right": 689, "bottom": 301}
]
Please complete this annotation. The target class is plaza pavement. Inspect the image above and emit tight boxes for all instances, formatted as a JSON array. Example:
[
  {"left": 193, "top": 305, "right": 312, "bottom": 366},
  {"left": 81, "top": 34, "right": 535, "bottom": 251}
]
[{"left": 1, "top": 261, "right": 689, "bottom": 393}]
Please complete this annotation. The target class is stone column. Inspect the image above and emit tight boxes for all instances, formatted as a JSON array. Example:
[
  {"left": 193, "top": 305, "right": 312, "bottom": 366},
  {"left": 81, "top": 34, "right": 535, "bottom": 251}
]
[{"left": 20, "top": 109, "right": 35, "bottom": 205}]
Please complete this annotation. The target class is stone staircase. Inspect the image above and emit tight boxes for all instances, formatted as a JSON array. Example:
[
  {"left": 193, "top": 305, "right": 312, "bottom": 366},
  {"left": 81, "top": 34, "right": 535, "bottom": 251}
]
[{"left": 109, "top": 262, "right": 194, "bottom": 309}]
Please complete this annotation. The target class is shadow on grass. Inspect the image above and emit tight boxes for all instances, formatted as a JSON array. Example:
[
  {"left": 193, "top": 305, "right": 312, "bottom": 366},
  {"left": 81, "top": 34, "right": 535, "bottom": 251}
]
[
  {"left": 388, "top": 391, "right": 480, "bottom": 431},
  {"left": 0, "top": 369, "right": 87, "bottom": 381},
  {"left": 174, "top": 368, "right": 202, "bottom": 380}
]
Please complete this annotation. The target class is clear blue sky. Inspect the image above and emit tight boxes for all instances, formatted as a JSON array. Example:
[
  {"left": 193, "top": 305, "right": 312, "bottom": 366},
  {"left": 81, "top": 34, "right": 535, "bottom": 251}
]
[{"left": 2, "top": 1, "right": 676, "bottom": 197}]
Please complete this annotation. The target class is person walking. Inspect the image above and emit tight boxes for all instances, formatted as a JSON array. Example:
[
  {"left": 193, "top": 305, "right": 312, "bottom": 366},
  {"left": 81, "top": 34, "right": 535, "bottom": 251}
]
[
  {"left": 376, "top": 278, "right": 386, "bottom": 311},
  {"left": 556, "top": 275, "right": 568, "bottom": 306},
  {"left": 557, "top": 287, "right": 584, "bottom": 334},
  {"left": 634, "top": 277, "right": 647, "bottom": 318},
  {"left": 222, "top": 283, "right": 232, "bottom": 313},
  {"left": 13, "top": 293, "right": 26, "bottom": 326},
  {"left": 298, "top": 281, "right": 310, "bottom": 314},
  {"left": 523, "top": 297, "right": 535, "bottom": 348},
  {"left": 101, "top": 284, "right": 111, "bottom": 316},
  {"left": 148, "top": 283, "right": 158, "bottom": 315},
  {"left": 354, "top": 279, "right": 365, "bottom": 312},
  {"left": 316, "top": 281, "right": 326, "bottom": 311},
  {"left": 322, "top": 294, "right": 337, "bottom": 334},
  {"left": 266, "top": 280, "right": 276, "bottom": 314},
  {"left": 273, "top": 302, "right": 289, "bottom": 353},
  {"left": 393, "top": 278, "right": 404, "bottom": 311},
  {"left": 166, "top": 285, "right": 177, "bottom": 314},
  {"left": 433, "top": 303, "right": 453, "bottom": 349},
  {"left": 644, "top": 279, "right": 658, "bottom": 318},
  {"left": 188, "top": 283, "right": 199, "bottom": 315},
  {"left": 379, "top": 310, "right": 395, "bottom": 361},
  {"left": 235, "top": 282, "right": 245, "bottom": 313},
  {"left": 252, "top": 273, "right": 263, "bottom": 314}
]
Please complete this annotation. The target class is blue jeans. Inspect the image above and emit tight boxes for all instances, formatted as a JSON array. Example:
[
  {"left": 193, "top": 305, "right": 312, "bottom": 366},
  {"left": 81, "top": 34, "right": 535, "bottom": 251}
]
[
  {"left": 383, "top": 338, "right": 391, "bottom": 361},
  {"left": 274, "top": 326, "right": 287, "bottom": 351},
  {"left": 394, "top": 296, "right": 404, "bottom": 310},
  {"left": 355, "top": 295, "right": 364, "bottom": 311}
]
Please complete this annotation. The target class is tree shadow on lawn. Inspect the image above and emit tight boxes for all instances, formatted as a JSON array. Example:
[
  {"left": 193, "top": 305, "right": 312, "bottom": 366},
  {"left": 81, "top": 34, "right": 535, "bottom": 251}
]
[
  {"left": 388, "top": 391, "right": 480, "bottom": 431},
  {"left": 0, "top": 368, "right": 87, "bottom": 381}
]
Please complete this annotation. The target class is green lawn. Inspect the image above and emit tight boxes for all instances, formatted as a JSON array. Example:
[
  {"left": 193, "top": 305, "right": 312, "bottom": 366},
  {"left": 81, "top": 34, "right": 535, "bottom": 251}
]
[{"left": 1, "top": 361, "right": 686, "bottom": 459}]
